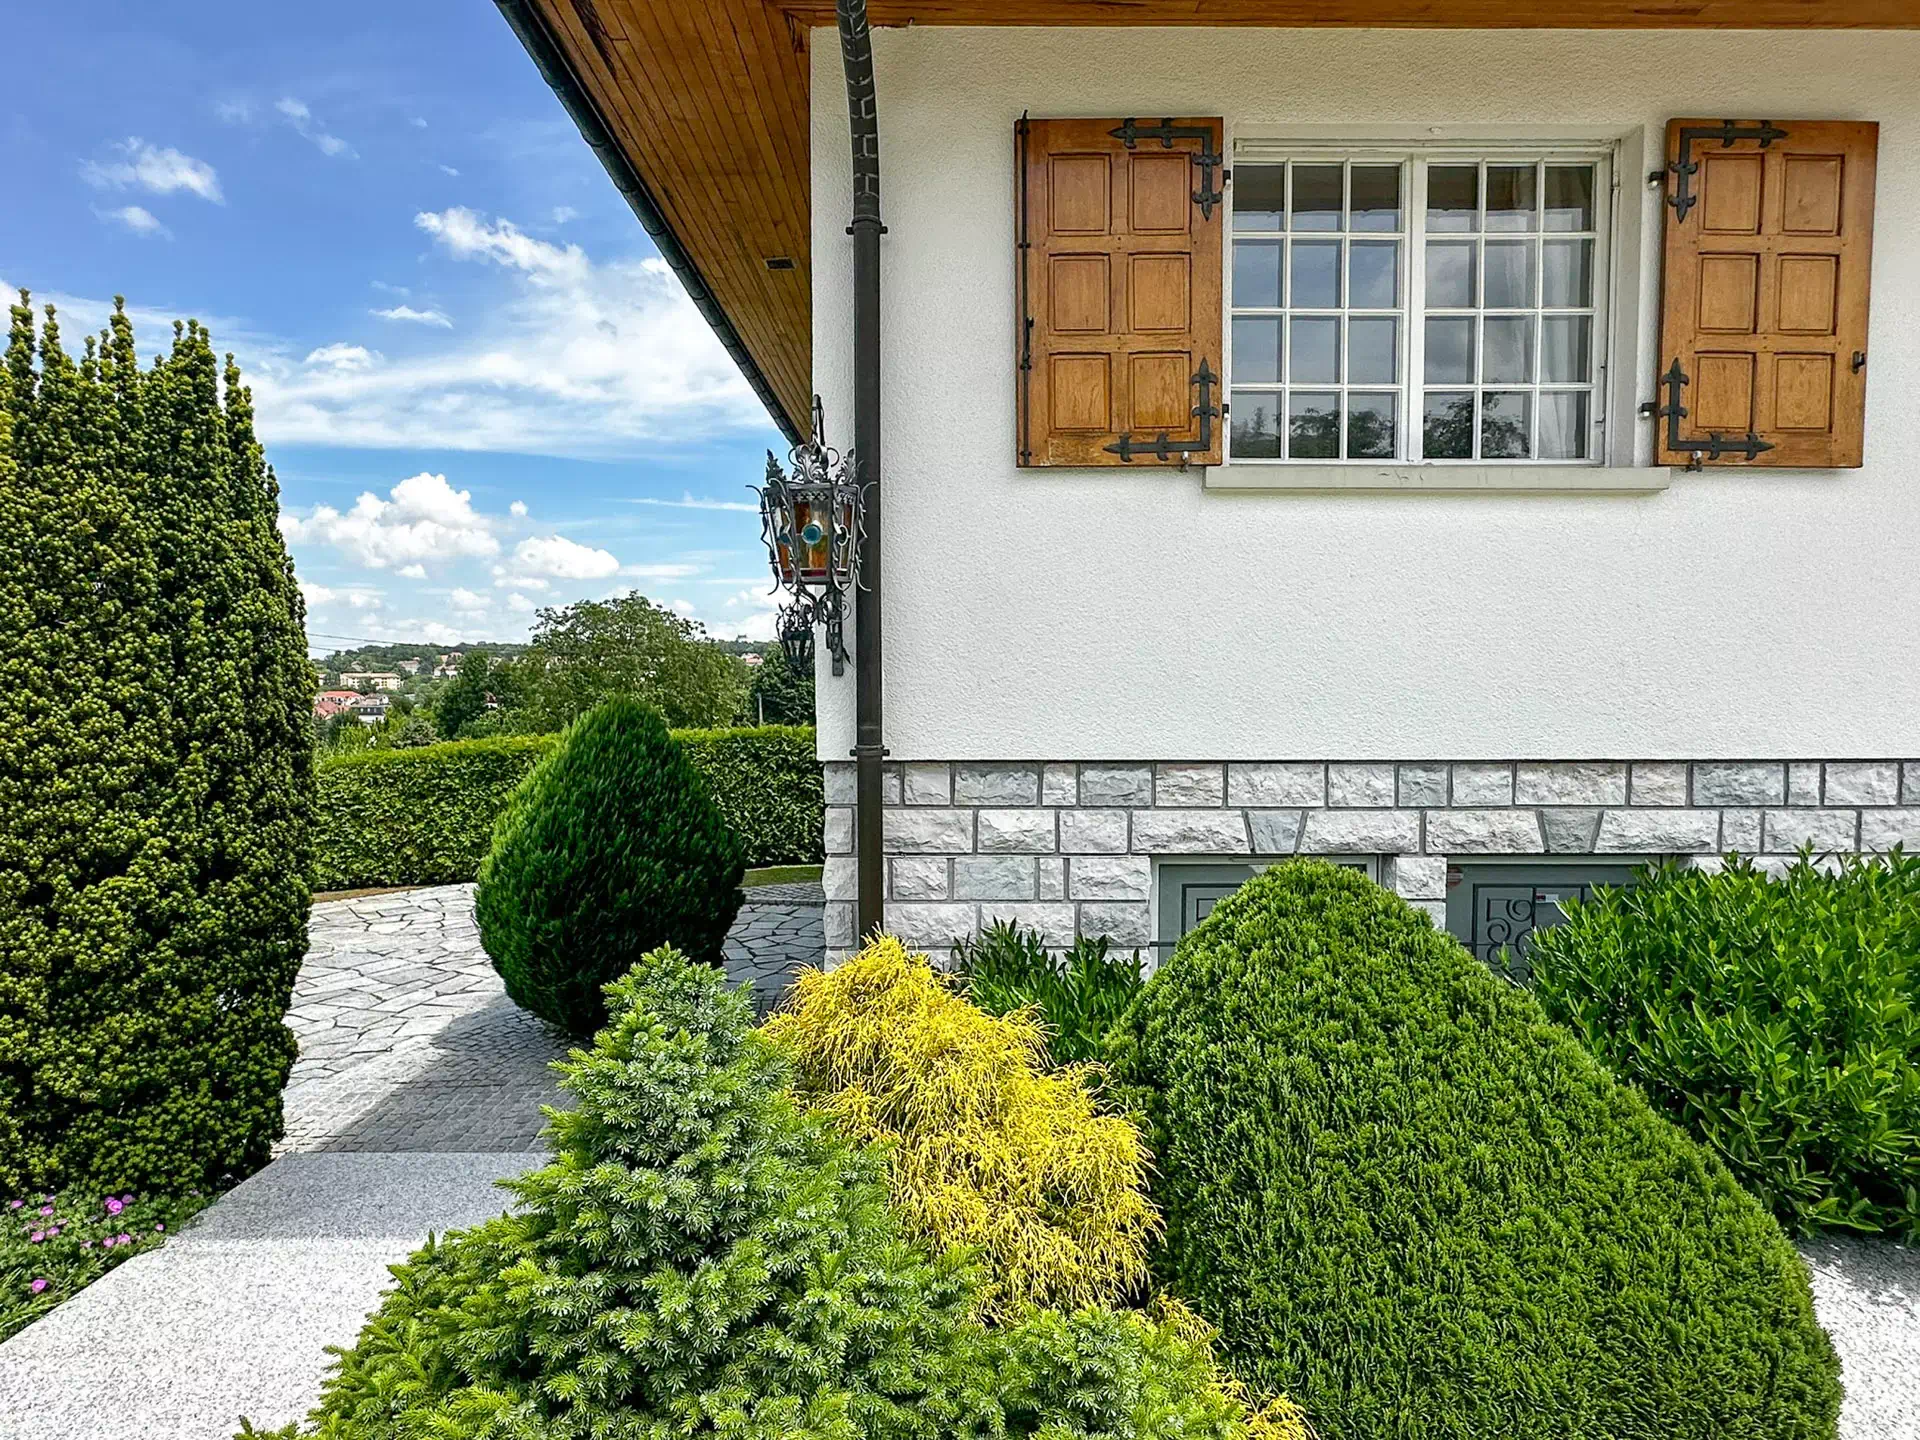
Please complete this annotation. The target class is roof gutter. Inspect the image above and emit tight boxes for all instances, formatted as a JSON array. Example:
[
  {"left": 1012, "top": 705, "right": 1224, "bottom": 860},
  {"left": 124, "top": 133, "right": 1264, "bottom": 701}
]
[{"left": 491, "top": 0, "right": 804, "bottom": 445}]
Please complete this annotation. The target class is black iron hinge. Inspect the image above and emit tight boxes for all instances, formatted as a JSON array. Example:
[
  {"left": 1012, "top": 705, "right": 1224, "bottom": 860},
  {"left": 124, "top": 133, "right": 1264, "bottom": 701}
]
[
  {"left": 1652, "top": 121, "right": 1789, "bottom": 222},
  {"left": 1110, "top": 117, "right": 1224, "bottom": 220},
  {"left": 1639, "top": 357, "right": 1774, "bottom": 471},
  {"left": 1105, "top": 359, "right": 1218, "bottom": 468}
]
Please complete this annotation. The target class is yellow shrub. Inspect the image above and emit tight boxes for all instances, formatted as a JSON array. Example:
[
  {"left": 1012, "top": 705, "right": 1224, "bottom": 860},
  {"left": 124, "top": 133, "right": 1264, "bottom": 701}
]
[{"left": 762, "top": 933, "right": 1157, "bottom": 1317}]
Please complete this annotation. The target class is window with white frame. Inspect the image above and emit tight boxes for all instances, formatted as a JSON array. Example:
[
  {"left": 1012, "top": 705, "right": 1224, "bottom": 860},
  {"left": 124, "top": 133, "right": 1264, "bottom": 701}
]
[{"left": 1228, "top": 150, "right": 1610, "bottom": 463}]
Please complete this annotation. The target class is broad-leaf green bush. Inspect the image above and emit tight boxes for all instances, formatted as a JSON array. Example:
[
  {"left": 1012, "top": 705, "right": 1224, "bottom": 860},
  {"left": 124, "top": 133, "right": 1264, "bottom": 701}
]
[
  {"left": 244, "top": 947, "right": 1283, "bottom": 1440},
  {"left": 1106, "top": 860, "right": 1842, "bottom": 1440},
  {"left": 953, "top": 922, "right": 1143, "bottom": 1064},
  {"left": 1530, "top": 853, "right": 1920, "bottom": 1240},
  {"left": 0, "top": 296, "right": 313, "bottom": 1194},
  {"left": 476, "top": 699, "right": 745, "bottom": 1036},
  {"left": 313, "top": 725, "right": 821, "bottom": 890}
]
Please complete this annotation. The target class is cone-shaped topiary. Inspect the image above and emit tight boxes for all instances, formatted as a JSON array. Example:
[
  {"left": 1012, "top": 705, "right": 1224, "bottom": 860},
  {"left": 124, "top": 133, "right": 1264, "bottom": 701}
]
[
  {"left": 0, "top": 295, "right": 314, "bottom": 1193},
  {"left": 244, "top": 947, "right": 1287, "bottom": 1440},
  {"left": 475, "top": 697, "right": 745, "bottom": 1036},
  {"left": 1106, "top": 860, "right": 1843, "bottom": 1440}
]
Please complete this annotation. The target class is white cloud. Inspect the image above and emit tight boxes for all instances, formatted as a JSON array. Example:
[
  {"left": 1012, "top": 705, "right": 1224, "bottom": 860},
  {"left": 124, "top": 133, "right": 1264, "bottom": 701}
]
[
  {"left": 397, "top": 563, "right": 427, "bottom": 579},
  {"left": 623, "top": 492, "right": 759, "bottom": 514},
  {"left": 215, "top": 99, "right": 253, "bottom": 125},
  {"left": 371, "top": 280, "right": 411, "bottom": 297},
  {"left": 551, "top": 205, "right": 579, "bottom": 224},
  {"left": 100, "top": 205, "right": 170, "bottom": 238},
  {"left": 245, "top": 207, "right": 762, "bottom": 455},
  {"left": 449, "top": 587, "right": 489, "bottom": 611},
  {"left": 512, "top": 534, "right": 620, "bottom": 580},
  {"left": 410, "top": 116, "right": 429, "bottom": 129},
  {"left": 505, "top": 592, "right": 539, "bottom": 613},
  {"left": 439, "top": 164, "right": 460, "bottom": 177},
  {"left": 82, "top": 139, "right": 223, "bottom": 203},
  {"left": 508, "top": 500, "right": 528, "bottom": 518},
  {"left": 304, "top": 343, "right": 374, "bottom": 370},
  {"left": 621, "top": 561, "right": 703, "bottom": 581},
  {"left": 299, "top": 580, "right": 384, "bottom": 611},
  {"left": 276, "top": 96, "right": 353, "bottom": 158},
  {"left": 281, "top": 471, "right": 501, "bottom": 571},
  {"left": 371, "top": 305, "right": 452, "bottom": 328}
]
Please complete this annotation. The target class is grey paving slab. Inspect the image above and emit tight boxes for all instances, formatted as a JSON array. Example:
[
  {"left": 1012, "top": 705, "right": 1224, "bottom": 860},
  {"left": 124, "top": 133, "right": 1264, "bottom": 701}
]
[{"left": 0, "top": 1153, "right": 528, "bottom": 1440}]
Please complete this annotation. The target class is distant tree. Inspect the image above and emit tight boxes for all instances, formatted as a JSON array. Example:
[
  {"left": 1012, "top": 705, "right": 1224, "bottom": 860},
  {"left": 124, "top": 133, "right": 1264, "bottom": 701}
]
[
  {"left": 389, "top": 711, "right": 439, "bottom": 748},
  {"left": 434, "top": 651, "right": 494, "bottom": 739},
  {"left": 510, "top": 592, "right": 747, "bottom": 732},
  {"left": 0, "top": 294, "right": 314, "bottom": 1192},
  {"left": 744, "top": 648, "right": 815, "bottom": 726}
]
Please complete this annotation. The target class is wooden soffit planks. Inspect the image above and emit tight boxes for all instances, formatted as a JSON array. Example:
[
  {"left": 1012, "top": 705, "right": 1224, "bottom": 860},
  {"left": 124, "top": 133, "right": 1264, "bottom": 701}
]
[{"left": 519, "top": 0, "right": 1915, "bottom": 439}]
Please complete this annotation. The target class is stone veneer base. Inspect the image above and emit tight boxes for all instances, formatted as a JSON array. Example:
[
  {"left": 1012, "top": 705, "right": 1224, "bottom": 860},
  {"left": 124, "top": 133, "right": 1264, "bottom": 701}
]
[{"left": 820, "top": 759, "right": 1920, "bottom": 953}]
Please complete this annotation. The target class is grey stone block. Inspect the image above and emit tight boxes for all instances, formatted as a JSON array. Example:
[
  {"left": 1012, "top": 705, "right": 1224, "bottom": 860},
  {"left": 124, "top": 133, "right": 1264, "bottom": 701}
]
[
  {"left": 824, "top": 902, "right": 856, "bottom": 949},
  {"left": 1132, "top": 809, "right": 1250, "bottom": 853},
  {"left": 954, "top": 856, "right": 1037, "bottom": 901},
  {"left": 901, "top": 763, "right": 951, "bottom": 805},
  {"left": 1397, "top": 764, "right": 1449, "bottom": 807},
  {"left": 1825, "top": 762, "right": 1899, "bottom": 807},
  {"left": 1300, "top": 809, "right": 1420, "bottom": 853},
  {"left": 1514, "top": 762, "right": 1627, "bottom": 806},
  {"left": 1155, "top": 763, "right": 1225, "bottom": 806},
  {"left": 1078, "top": 902, "right": 1151, "bottom": 947},
  {"left": 1540, "top": 808, "right": 1601, "bottom": 853},
  {"left": 1248, "top": 810, "right": 1304, "bottom": 854},
  {"left": 1692, "top": 762, "right": 1785, "bottom": 806},
  {"left": 1860, "top": 810, "right": 1920, "bottom": 852},
  {"left": 1905, "top": 763, "right": 1920, "bottom": 806},
  {"left": 1227, "top": 763, "right": 1325, "bottom": 807},
  {"left": 1060, "top": 809, "right": 1128, "bottom": 854},
  {"left": 976, "top": 809, "right": 1058, "bottom": 854},
  {"left": 1630, "top": 762, "right": 1689, "bottom": 806},
  {"left": 890, "top": 858, "right": 950, "bottom": 901},
  {"left": 1595, "top": 809, "right": 1720, "bottom": 853},
  {"left": 1788, "top": 763, "right": 1823, "bottom": 806},
  {"left": 1069, "top": 855, "right": 1152, "bottom": 901},
  {"left": 1425, "top": 809, "right": 1544, "bottom": 854},
  {"left": 977, "top": 902, "right": 1076, "bottom": 947},
  {"left": 887, "top": 903, "right": 979, "bottom": 948},
  {"left": 1042, "top": 764, "right": 1078, "bottom": 806},
  {"left": 1764, "top": 809, "right": 1859, "bottom": 852},
  {"left": 1722, "top": 809, "right": 1762, "bottom": 854},
  {"left": 954, "top": 764, "right": 1040, "bottom": 805},
  {"left": 824, "top": 806, "right": 853, "bottom": 855},
  {"left": 1328, "top": 763, "right": 1396, "bottom": 807},
  {"left": 1036, "top": 857, "right": 1065, "bottom": 900},
  {"left": 1407, "top": 899, "right": 1447, "bottom": 928},
  {"left": 822, "top": 856, "right": 858, "bottom": 900},
  {"left": 825, "top": 763, "right": 855, "bottom": 805},
  {"left": 1450, "top": 763, "right": 1514, "bottom": 806},
  {"left": 1080, "top": 764, "right": 1154, "bottom": 807},
  {"left": 1390, "top": 855, "right": 1448, "bottom": 901},
  {"left": 883, "top": 808, "right": 974, "bottom": 854}
]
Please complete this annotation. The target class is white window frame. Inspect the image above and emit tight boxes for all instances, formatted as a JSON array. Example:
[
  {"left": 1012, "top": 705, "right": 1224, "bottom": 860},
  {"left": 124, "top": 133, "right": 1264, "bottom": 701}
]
[{"left": 1213, "top": 134, "right": 1667, "bottom": 494}]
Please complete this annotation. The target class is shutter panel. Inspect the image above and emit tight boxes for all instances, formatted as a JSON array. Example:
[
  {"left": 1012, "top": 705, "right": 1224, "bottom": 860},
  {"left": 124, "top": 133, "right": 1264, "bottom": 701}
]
[
  {"left": 1017, "top": 117, "right": 1224, "bottom": 468},
  {"left": 1653, "top": 119, "right": 1876, "bottom": 469}
]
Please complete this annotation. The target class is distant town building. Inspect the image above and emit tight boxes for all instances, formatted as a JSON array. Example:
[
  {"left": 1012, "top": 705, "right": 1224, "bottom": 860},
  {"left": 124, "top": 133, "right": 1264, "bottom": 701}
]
[
  {"left": 397, "top": 658, "right": 422, "bottom": 674},
  {"left": 741, "top": 653, "right": 764, "bottom": 667},
  {"left": 340, "top": 670, "right": 404, "bottom": 692},
  {"left": 350, "top": 693, "right": 392, "bottom": 724}
]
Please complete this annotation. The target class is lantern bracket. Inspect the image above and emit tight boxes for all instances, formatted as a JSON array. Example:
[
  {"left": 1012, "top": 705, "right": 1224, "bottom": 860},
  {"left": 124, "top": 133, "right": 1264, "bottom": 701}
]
[{"left": 753, "top": 398, "right": 866, "bottom": 675}]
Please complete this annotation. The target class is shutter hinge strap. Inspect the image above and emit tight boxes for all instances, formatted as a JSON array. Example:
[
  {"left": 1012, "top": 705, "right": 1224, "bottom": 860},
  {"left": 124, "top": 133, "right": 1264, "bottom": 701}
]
[
  {"left": 1105, "top": 358, "right": 1218, "bottom": 469},
  {"left": 1110, "top": 117, "right": 1223, "bottom": 220},
  {"left": 1639, "top": 357, "right": 1774, "bottom": 471},
  {"left": 1655, "top": 121, "right": 1789, "bottom": 222}
]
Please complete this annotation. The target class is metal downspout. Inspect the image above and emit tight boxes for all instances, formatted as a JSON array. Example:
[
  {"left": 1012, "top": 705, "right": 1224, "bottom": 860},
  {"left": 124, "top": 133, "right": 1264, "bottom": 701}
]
[
  {"left": 837, "top": 0, "right": 885, "bottom": 941},
  {"left": 491, "top": 0, "right": 802, "bottom": 446}
]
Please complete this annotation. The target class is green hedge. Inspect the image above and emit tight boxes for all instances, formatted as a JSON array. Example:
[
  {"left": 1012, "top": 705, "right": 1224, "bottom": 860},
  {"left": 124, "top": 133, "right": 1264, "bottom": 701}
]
[
  {"left": 1106, "top": 860, "right": 1841, "bottom": 1440},
  {"left": 1530, "top": 854, "right": 1920, "bottom": 1240},
  {"left": 313, "top": 725, "right": 820, "bottom": 890}
]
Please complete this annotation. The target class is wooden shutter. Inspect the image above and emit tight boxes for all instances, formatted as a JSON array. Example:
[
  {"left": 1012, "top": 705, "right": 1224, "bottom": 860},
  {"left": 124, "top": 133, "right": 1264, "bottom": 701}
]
[
  {"left": 1016, "top": 117, "right": 1224, "bottom": 468},
  {"left": 1653, "top": 119, "right": 1876, "bottom": 469}
]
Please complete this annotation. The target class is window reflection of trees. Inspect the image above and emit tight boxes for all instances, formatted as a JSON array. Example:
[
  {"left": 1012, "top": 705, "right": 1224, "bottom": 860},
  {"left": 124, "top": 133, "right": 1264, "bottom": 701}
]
[{"left": 1422, "top": 395, "right": 1526, "bottom": 461}]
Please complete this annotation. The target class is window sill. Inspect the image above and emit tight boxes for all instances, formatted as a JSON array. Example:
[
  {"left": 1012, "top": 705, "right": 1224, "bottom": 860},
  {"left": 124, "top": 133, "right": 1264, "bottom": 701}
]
[{"left": 1203, "top": 463, "right": 1671, "bottom": 494}]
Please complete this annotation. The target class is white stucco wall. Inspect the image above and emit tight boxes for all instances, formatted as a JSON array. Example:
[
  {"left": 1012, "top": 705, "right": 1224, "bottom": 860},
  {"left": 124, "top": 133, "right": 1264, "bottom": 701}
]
[{"left": 810, "top": 27, "right": 1920, "bottom": 762}]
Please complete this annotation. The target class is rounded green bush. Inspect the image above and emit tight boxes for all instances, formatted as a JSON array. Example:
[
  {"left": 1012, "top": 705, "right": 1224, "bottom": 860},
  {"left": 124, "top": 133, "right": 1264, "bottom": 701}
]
[
  {"left": 1529, "top": 853, "right": 1920, "bottom": 1240},
  {"left": 1106, "top": 860, "right": 1841, "bottom": 1440},
  {"left": 475, "top": 698, "right": 745, "bottom": 1036}
]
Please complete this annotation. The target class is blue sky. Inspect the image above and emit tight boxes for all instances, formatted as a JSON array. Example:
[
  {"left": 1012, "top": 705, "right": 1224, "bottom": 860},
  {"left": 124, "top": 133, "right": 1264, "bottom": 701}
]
[{"left": 1, "top": 0, "right": 789, "bottom": 652}]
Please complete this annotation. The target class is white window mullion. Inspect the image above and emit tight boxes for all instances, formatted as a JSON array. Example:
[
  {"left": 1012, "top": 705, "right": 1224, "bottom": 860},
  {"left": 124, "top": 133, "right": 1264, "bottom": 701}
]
[{"left": 1407, "top": 159, "right": 1429, "bottom": 463}]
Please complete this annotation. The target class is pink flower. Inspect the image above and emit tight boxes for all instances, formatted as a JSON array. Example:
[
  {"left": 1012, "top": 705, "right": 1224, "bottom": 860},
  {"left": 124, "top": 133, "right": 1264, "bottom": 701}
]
[
  {"left": 46, "top": 1227, "right": 59, "bottom": 1238},
  {"left": 29, "top": 1280, "right": 46, "bottom": 1295},
  {"left": 154, "top": 1223, "right": 164, "bottom": 1233},
  {"left": 116, "top": 1233, "right": 131, "bottom": 1245},
  {"left": 6, "top": 1201, "right": 18, "bottom": 1211},
  {"left": 104, "top": 1198, "right": 123, "bottom": 1216},
  {"left": 28, "top": 1232, "right": 42, "bottom": 1244},
  {"left": 80, "top": 1240, "right": 91, "bottom": 1249},
  {"left": 120, "top": 1195, "right": 132, "bottom": 1205},
  {"left": 100, "top": 1236, "right": 114, "bottom": 1248},
  {"left": 37, "top": 1206, "right": 51, "bottom": 1217}
]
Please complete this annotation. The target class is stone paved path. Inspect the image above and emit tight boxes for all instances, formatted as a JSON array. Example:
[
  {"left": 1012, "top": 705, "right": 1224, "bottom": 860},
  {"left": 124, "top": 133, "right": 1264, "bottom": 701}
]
[{"left": 280, "top": 882, "right": 823, "bottom": 1154}]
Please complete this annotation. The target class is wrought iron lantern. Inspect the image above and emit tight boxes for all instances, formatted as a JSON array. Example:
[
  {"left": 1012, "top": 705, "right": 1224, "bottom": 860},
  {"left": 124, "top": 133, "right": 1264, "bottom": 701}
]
[{"left": 754, "top": 398, "right": 865, "bottom": 675}]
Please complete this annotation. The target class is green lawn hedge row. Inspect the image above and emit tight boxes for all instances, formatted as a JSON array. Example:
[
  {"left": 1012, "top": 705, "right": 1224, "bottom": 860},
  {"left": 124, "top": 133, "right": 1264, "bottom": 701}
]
[{"left": 313, "top": 725, "right": 820, "bottom": 890}]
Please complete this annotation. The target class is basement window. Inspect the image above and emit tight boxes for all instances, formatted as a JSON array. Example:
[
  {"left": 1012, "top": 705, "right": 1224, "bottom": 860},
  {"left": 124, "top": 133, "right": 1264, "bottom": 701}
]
[{"left": 1227, "top": 150, "right": 1611, "bottom": 465}]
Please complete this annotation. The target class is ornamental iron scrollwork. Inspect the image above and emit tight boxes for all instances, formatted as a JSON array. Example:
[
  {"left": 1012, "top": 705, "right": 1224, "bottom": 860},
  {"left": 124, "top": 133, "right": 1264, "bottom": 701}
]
[
  {"left": 753, "top": 397, "right": 866, "bottom": 675},
  {"left": 1104, "top": 358, "right": 1219, "bottom": 467},
  {"left": 1654, "top": 120, "right": 1789, "bottom": 223},
  {"left": 1639, "top": 356, "right": 1774, "bottom": 471}
]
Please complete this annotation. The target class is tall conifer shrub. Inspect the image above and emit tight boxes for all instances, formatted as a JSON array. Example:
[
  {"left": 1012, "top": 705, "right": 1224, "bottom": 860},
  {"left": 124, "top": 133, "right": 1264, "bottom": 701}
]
[{"left": 0, "top": 294, "right": 315, "bottom": 1192}]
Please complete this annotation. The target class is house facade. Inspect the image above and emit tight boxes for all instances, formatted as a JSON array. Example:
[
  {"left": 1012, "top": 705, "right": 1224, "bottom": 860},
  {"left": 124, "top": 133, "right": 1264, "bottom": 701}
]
[{"left": 500, "top": 3, "right": 1919, "bottom": 967}]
